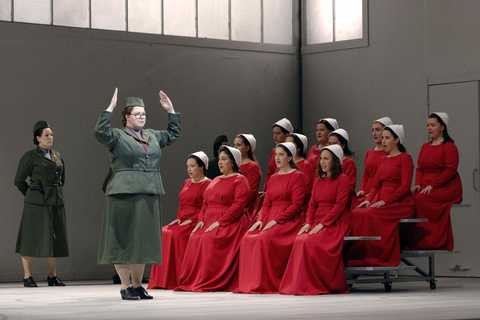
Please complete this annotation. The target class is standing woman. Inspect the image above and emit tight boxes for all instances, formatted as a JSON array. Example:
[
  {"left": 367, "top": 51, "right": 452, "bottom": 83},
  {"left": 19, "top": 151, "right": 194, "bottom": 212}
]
[
  {"left": 345, "top": 125, "right": 414, "bottom": 267},
  {"left": 279, "top": 145, "right": 351, "bottom": 295},
  {"left": 14, "top": 121, "right": 68, "bottom": 287},
  {"left": 328, "top": 129, "right": 357, "bottom": 195},
  {"left": 307, "top": 118, "right": 339, "bottom": 172},
  {"left": 407, "top": 113, "right": 462, "bottom": 250},
  {"left": 175, "top": 146, "right": 249, "bottom": 292},
  {"left": 148, "top": 152, "right": 211, "bottom": 290},
  {"left": 234, "top": 134, "right": 262, "bottom": 221},
  {"left": 95, "top": 88, "right": 181, "bottom": 300},
  {"left": 236, "top": 142, "right": 306, "bottom": 294},
  {"left": 357, "top": 117, "right": 393, "bottom": 203}
]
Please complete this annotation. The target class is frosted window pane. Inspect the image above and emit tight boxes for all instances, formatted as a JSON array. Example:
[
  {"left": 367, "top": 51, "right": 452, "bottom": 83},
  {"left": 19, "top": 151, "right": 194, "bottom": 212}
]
[
  {"left": 264, "top": 0, "right": 292, "bottom": 45},
  {"left": 198, "top": 0, "right": 229, "bottom": 40},
  {"left": 0, "top": 0, "right": 12, "bottom": 21},
  {"left": 128, "top": 0, "right": 162, "bottom": 34},
  {"left": 335, "top": 0, "right": 362, "bottom": 41},
  {"left": 164, "top": 0, "right": 196, "bottom": 37},
  {"left": 231, "top": 0, "right": 261, "bottom": 42},
  {"left": 306, "top": 0, "right": 333, "bottom": 44},
  {"left": 53, "top": 0, "right": 89, "bottom": 28},
  {"left": 91, "top": 0, "right": 126, "bottom": 31},
  {"left": 14, "top": 0, "right": 51, "bottom": 25}
]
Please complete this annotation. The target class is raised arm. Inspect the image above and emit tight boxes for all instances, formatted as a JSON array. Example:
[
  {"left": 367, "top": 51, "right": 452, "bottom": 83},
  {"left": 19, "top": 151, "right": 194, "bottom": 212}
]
[
  {"left": 94, "top": 88, "right": 119, "bottom": 149},
  {"left": 154, "top": 91, "right": 182, "bottom": 148}
]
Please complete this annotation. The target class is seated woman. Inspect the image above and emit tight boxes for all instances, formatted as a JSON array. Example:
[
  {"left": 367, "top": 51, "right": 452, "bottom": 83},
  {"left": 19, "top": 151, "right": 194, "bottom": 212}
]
[
  {"left": 307, "top": 118, "right": 339, "bottom": 172},
  {"left": 328, "top": 129, "right": 357, "bottom": 196},
  {"left": 357, "top": 117, "right": 393, "bottom": 203},
  {"left": 406, "top": 112, "right": 462, "bottom": 250},
  {"left": 175, "top": 146, "right": 249, "bottom": 292},
  {"left": 148, "top": 152, "right": 211, "bottom": 290},
  {"left": 279, "top": 145, "right": 351, "bottom": 295},
  {"left": 345, "top": 125, "right": 414, "bottom": 267},
  {"left": 234, "top": 134, "right": 262, "bottom": 222},
  {"left": 236, "top": 142, "right": 306, "bottom": 294}
]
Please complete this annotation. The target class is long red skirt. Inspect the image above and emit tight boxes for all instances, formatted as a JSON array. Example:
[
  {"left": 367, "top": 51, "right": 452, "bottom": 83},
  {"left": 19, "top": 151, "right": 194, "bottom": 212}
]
[
  {"left": 236, "top": 213, "right": 303, "bottom": 294},
  {"left": 148, "top": 223, "right": 195, "bottom": 290}
]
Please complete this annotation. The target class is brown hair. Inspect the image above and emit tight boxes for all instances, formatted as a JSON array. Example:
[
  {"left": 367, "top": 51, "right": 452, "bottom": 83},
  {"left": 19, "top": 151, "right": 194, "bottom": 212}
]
[
  {"left": 236, "top": 135, "right": 257, "bottom": 162},
  {"left": 287, "top": 133, "right": 305, "bottom": 158},
  {"left": 318, "top": 149, "right": 343, "bottom": 180},
  {"left": 277, "top": 145, "right": 300, "bottom": 170},
  {"left": 122, "top": 107, "right": 134, "bottom": 127}
]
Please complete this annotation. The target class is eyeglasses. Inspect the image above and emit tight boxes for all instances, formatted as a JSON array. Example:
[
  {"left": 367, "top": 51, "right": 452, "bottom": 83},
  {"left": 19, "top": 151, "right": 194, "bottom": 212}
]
[{"left": 130, "top": 113, "right": 148, "bottom": 119}]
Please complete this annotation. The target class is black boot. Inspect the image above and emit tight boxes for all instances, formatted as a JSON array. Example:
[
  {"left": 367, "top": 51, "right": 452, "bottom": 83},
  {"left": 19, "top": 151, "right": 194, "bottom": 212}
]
[
  {"left": 133, "top": 286, "right": 153, "bottom": 299},
  {"left": 120, "top": 287, "right": 139, "bottom": 300},
  {"left": 23, "top": 276, "right": 37, "bottom": 287},
  {"left": 47, "top": 276, "right": 65, "bottom": 286}
]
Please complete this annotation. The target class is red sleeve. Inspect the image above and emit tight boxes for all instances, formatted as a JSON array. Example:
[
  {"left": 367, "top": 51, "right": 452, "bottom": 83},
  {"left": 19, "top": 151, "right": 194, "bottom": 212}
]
[
  {"left": 320, "top": 176, "right": 350, "bottom": 227},
  {"left": 305, "top": 179, "right": 319, "bottom": 225},
  {"left": 275, "top": 172, "right": 306, "bottom": 224},
  {"left": 302, "top": 161, "right": 314, "bottom": 197},
  {"left": 218, "top": 176, "right": 249, "bottom": 226},
  {"left": 431, "top": 143, "right": 459, "bottom": 188},
  {"left": 175, "top": 180, "right": 188, "bottom": 220},
  {"left": 415, "top": 144, "right": 426, "bottom": 186},
  {"left": 246, "top": 163, "right": 262, "bottom": 205},
  {"left": 262, "top": 148, "right": 276, "bottom": 192},
  {"left": 344, "top": 159, "right": 357, "bottom": 194},
  {"left": 189, "top": 179, "right": 211, "bottom": 223},
  {"left": 359, "top": 150, "right": 370, "bottom": 192},
  {"left": 258, "top": 184, "right": 273, "bottom": 222},
  {"left": 198, "top": 202, "right": 207, "bottom": 223},
  {"left": 383, "top": 154, "right": 414, "bottom": 205},
  {"left": 366, "top": 157, "right": 386, "bottom": 203}
]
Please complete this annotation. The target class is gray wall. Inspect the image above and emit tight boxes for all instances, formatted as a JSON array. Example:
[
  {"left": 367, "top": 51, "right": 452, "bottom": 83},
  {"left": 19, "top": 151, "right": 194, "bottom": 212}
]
[{"left": 0, "top": 22, "right": 299, "bottom": 281}]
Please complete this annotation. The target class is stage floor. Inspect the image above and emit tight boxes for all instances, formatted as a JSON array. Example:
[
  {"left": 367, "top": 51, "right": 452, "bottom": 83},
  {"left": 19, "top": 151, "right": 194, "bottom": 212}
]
[{"left": 0, "top": 277, "right": 479, "bottom": 319}]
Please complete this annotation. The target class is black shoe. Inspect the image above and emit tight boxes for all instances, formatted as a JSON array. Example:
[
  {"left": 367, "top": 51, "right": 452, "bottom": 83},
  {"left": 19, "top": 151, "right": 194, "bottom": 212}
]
[
  {"left": 23, "top": 276, "right": 37, "bottom": 287},
  {"left": 142, "top": 276, "right": 149, "bottom": 284},
  {"left": 47, "top": 276, "right": 65, "bottom": 286},
  {"left": 133, "top": 286, "right": 153, "bottom": 299},
  {"left": 113, "top": 274, "right": 121, "bottom": 284},
  {"left": 120, "top": 287, "right": 139, "bottom": 300}
]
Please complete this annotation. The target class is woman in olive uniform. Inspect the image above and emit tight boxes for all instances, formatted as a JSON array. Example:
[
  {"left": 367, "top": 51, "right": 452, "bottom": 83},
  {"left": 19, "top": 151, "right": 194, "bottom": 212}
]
[
  {"left": 95, "top": 88, "right": 181, "bottom": 300},
  {"left": 14, "top": 121, "right": 68, "bottom": 287}
]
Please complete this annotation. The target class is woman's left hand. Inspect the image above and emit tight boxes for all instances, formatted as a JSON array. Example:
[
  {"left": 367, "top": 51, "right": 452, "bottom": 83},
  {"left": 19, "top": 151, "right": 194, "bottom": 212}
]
[
  {"left": 262, "top": 220, "right": 277, "bottom": 230},
  {"left": 179, "top": 219, "right": 193, "bottom": 226},
  {"left": 159, "top": 90, "right": 175, "bottom": 113},
  {"left": 205, "top": 221, "right": 220, "bottom": 232},
  {"left": 420, "top": 185, "right": 434, "bottom": 194},
  {"left": 309, "top": 223, "right": 324, "bottom": 235},
  {"left": 370, "top": 200, "right": 386, "bottom": 208}
]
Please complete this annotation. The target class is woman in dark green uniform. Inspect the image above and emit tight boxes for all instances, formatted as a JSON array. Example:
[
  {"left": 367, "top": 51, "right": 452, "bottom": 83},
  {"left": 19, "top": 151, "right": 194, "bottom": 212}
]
[
  {"left": 95, "top": 88, "right": 181, "bottom": 300},
  {"left": 14, "top": 121, "right": 68, "bottom": 287}
]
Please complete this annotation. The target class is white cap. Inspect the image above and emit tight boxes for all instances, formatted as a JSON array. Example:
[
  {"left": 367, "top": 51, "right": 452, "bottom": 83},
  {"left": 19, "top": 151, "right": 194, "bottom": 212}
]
[
  {"left": 273, "top": 118, "right": 293, "bottom": 134},
  {"left": 321, "top": 145, "right": 344, "bottom": 164},
  {"left": 329, "top": 128, "right": 349, "bottom": 143},
  {"left": 431, "top": 112, "right": 450, "bottom": 127},
  {"left": 189, "top": 151, "right": 209, "bottom": 170},
  {"left": 373, "top": 117, "right": 393, "bottom": 126},
  {"left": 219, "top": 145, "right": 242, "bottom": 168},
  {"left": 319, "top": 118, "right": 339, "bottom": 130},
  {"left": 385, "top": 124, "right": 405, "bottom": 145},
  {"left": 276, "top": 142, "right": 297, "bottom": 159},
  {"left": 294, "top": 133, "right": 308, "bottom": 153},
  {"left": 239, "top": 134, "right": 257, "bottom": 152}
]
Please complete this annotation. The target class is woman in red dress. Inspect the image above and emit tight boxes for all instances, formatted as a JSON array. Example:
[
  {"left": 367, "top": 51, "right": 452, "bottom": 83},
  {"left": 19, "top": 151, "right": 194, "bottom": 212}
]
[
  {"left": 148, "top": 152, "right": 211, "bottom": 290},
  {"left": 175, "top": 146, "right": 249, "bottom": 292},
  {"left": 280, "top": 145, "right": 351, "bottom": 295},
  {"left": 307, "top": 118, "right": 339, "bottom": 172},
  {"left": 328, "top": 129, "right": 357, "bottom": 195},
  {"left": 234, "top": 134, "right": 262, "bottom": 221},
  {"left": 406, "top": 113, "right": 462, "bottom": 250},
  {"left": 357, "top": 117, "right": 393, "bottom": 203},
  {"left": 345, "top": 125, "right": 414, "bottom": 266},
  {"left": 236, "top": 142, "right": 306, "bottom": 294}
]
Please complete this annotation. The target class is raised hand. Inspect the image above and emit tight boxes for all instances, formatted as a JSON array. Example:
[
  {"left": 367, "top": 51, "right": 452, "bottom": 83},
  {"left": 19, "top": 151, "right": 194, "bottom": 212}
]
[
  {"left": 159, "top": 90, "right": 175, "bottom": 113},
  {"left": 106, "top": 88, "right": 118, "bottom": 112}
]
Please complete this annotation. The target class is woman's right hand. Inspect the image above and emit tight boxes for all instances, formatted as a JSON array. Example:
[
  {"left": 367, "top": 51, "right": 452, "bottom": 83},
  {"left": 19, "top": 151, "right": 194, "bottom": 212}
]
[
  {"left": 298, "top": 224, "right": 311, "bottom": 235},
  {"left": 411, "top": 185, "right": 421, "bottom": 193},
  {"left": 106, "top": 88, "right": 118, "bottom": 112},
  {"left": 192, "top": 221, "right": 204, "bottom": 233},
  {"left": 356, "top": 200, "right": 370, "bottom": 208},
  {"left": 168, "top": 219, "right": 181, "bottom": 226},
  {"left": 357, "top": 190, "right": 364, "bottom": 197},
  {"left": 249, "top": 221, "right": 263, "bottom": 232}
]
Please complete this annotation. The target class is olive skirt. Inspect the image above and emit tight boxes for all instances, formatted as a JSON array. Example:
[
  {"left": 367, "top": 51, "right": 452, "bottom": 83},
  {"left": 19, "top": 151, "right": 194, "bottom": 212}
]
[
  {"left": 97, "top": 194, "right": 162, "bottom": 265},
  {"left": 16, "top": 203, "right": 69, "bottom": 258}
]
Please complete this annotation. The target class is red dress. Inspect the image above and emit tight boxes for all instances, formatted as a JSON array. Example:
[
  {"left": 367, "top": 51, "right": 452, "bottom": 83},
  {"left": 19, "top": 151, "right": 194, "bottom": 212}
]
[
  {"left": 175, "top": 174, "right": 249, "bottom": 292},
  {"left": 358, "top": 148, "right": 387, "bottom": 203},
  {"left": 240, "top": 161, "right": 262, "bottom": 221},
  {"left": 405, "top": 142, "right": 462, "bottom": 250},
  {"left": 236, "top": 170, "right": 306, "bottom": 294},
  {"left": 297, "top": 159, "right": 315, "bottom": 212},
  {"left": 262, "top": 148, "right": 276, "bottom": 192},
  {"left": 345, "top": 153, "right": 415, "bottom": 266},
  {"left": 343, "top": 157, "right": 358, "bottom": 209},
  {"left": 148, "top": 178, "right": 211, "bottom": 290},
  {"left": 306, "top": 144, "right": 321, "bottom": 173},
  {"left": 279, "top": 174, "right": 352, "bottom": 295}
]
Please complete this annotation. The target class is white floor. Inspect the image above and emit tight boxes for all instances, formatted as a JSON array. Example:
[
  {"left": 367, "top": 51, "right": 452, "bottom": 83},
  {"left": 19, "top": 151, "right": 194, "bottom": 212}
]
[{"left": 0, "top": 278, "right": 479, "bottom": 320}]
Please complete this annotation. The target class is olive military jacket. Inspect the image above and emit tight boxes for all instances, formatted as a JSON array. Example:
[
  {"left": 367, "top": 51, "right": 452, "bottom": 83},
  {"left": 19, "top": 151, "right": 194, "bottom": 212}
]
[
  {"left": 14, "top": 147, "right": 65, "bottom": 206},
  {"left": 94, "top": 110, "right": 182, "bottom": 196}
]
